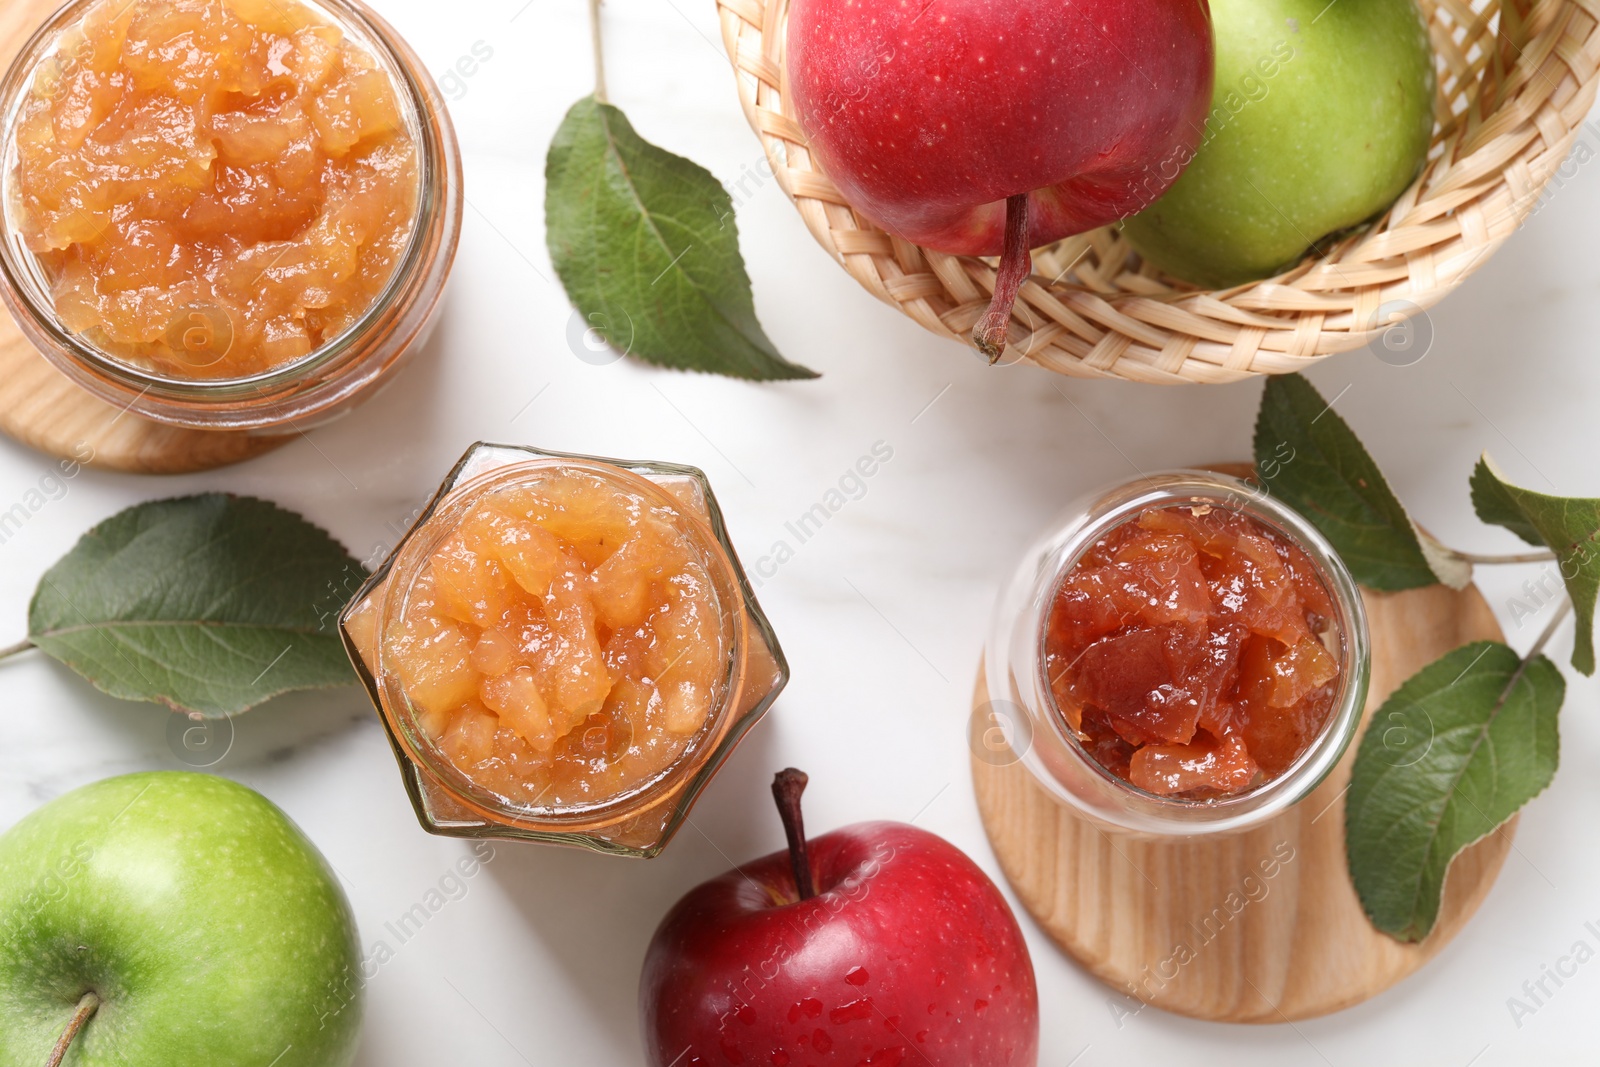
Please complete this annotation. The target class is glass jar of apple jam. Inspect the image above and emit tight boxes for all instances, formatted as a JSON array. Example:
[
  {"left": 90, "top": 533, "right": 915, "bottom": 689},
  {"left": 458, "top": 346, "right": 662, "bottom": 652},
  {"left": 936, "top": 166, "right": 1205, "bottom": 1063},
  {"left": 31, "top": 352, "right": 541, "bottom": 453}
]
[
  {"left": 980, "top": 470, "right": 1370, "bottom": 836},
  {"left": 0, "top": 0, "right": 461, "bottom": 430},
  {"left": 341, "top": 443, "right": 789, "bottom": 857}
]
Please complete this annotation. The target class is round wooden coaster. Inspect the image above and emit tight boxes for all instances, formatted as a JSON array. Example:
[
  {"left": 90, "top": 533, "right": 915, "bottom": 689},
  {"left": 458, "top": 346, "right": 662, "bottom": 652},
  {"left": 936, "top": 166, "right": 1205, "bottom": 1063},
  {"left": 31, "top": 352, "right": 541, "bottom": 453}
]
[
  {"left": 972, "top": 582, "right": 1514, "bottom": 1023},
  {"left": 0, "top": 0, "right": 289, "bottom": 474}
]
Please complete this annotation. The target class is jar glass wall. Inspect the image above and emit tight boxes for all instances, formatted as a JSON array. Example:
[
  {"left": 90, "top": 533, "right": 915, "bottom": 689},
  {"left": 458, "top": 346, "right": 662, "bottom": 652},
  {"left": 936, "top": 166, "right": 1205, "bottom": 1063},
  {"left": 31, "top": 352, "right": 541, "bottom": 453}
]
[
  {"left": 341, "top": 443, "right": 789, "bottom": 858},
  {"left": 0, "top": 0, "right": 462, "bottom": 431},
  {"left": 980, "top": 470, "right": 1370, "bottom": 836}
]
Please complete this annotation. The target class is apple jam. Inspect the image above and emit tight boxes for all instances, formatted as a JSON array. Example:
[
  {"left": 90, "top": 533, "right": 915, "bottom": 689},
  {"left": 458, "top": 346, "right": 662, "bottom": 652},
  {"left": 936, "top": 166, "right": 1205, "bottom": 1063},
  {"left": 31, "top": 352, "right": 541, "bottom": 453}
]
[
  {"left": 1043, "top": 503, "right": 1342, "bottom": 799},
  {"left": 8, "top": 0, "right": 420, "bottom": 377},
  {"left": 378, "top": 466, "right": 730, "bottom": 811}
]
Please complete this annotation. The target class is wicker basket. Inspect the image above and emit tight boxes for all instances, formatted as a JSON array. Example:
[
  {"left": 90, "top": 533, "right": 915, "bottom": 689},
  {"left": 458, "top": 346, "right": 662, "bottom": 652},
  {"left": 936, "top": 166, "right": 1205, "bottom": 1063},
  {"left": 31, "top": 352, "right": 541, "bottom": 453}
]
[{"left": 716, "top": 0, "right": 1600, "bottom": 383}]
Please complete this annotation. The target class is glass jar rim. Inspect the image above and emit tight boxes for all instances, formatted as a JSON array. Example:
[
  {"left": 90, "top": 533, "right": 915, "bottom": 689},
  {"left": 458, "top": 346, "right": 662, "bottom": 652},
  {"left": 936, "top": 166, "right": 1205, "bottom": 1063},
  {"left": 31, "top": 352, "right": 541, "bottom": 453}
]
[
  {"left": 361, "top": 455, "right": 753, "bottom": 832},
  {"left": 0, "top": 0, "right": 438, "bottom": 399},
  {"left": 992, "top": 469, "right": 1371, "bottom": 836}
]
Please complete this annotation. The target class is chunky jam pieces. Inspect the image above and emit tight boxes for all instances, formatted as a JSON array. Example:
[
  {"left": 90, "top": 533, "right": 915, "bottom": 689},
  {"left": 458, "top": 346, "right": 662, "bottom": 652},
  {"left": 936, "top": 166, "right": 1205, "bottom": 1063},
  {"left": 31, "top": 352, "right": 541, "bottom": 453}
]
[
  {"left": 1043, "top": 503, "right": 1342, "bottom": 799},
  {"left": 9, "top": 0, "right": 420, "bottom": 376},
  {"left": 380, "top": 466, "right": 730, "bottom": 811}
]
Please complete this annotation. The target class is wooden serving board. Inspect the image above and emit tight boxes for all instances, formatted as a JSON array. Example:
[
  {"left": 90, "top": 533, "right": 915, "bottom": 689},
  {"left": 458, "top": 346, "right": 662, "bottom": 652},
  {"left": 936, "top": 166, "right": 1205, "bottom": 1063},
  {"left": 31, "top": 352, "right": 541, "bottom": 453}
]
[
  {"left": 972, "top": 581, "right": 1514, "bottom": 1022},
  {"left": 0, "top": 0, "right": 288, "bottom": 473}
]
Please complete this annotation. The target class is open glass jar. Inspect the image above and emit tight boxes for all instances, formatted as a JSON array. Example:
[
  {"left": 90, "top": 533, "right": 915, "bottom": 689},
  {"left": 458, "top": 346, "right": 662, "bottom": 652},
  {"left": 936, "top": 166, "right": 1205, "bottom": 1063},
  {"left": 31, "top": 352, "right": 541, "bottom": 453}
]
[
  {"left": 980, "top": 470, "right": 1370, "bottom": 836},
  {"left": 340, "top": 443, "right": 789, "bottom": 857},
  {"left": 0, "top": 0, "right": 462, "bottom": 431}
]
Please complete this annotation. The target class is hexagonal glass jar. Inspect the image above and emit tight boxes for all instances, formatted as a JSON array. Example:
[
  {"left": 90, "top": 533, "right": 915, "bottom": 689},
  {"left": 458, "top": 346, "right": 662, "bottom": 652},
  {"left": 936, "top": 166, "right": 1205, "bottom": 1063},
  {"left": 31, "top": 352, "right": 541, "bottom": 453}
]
[{"left": 340, "top": 442, "right": 788, "bottom": 857}]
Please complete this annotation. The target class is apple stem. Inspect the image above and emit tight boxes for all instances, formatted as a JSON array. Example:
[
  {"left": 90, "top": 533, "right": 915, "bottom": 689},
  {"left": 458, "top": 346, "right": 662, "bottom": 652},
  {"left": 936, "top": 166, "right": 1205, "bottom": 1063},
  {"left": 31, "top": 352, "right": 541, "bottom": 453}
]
[
  {"left": 771, "top": 768, "right": 816, "bottom": 902},
  {"left": 589, "top": 0, "right": 609, "bottom": 104},
  {"left": 973, "top": 193, "right": 1033, "bottom": 364},
  {"left": 45, "top": 991, "right": 98, "bottom": 1067},
  {"left": 0, "top": 638, "right": 33, "bottom": 661}
]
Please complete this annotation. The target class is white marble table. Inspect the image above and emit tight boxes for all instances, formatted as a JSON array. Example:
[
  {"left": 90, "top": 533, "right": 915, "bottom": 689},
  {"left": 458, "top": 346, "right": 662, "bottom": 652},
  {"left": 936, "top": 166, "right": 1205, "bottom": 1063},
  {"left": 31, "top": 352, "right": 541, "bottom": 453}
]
[{"left": 2, "top": 1, "right": 1598, "bottom": 1063}]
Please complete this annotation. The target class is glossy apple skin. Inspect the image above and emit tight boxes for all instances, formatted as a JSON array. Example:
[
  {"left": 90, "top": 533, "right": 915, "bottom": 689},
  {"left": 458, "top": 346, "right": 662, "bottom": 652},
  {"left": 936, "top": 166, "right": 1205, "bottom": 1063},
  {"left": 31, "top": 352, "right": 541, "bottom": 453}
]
[
  {"left": 1122, "top": 0, "right": 1435, "bottom": 286},
  {"left": 641, "top": 821, "right": 1038, "bottom": 1066},
  {"left": 788, "top": 0, "right": 1214, "bottom": 255},
  {"left": 0, "top": 773, "right": 362, "bottom": 1067}
]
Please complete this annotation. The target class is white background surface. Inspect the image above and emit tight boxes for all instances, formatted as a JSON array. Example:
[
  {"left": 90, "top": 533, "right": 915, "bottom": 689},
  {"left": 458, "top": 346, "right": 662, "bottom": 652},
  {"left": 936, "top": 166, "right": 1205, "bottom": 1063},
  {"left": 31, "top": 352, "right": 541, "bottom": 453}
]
[{"left": 2, "top": 1, "right": 1598, "bottom": 1063}]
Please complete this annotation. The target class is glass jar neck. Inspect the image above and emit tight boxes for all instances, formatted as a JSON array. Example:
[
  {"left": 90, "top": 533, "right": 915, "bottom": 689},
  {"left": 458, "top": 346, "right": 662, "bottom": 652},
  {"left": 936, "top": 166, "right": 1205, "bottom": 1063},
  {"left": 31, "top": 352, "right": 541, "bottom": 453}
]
[
  {"left": 984, "top": 470, "right": 1371, "bottom": 837},
  {"left": 0, "top": 0, "right": 461, "bottom": 430}
]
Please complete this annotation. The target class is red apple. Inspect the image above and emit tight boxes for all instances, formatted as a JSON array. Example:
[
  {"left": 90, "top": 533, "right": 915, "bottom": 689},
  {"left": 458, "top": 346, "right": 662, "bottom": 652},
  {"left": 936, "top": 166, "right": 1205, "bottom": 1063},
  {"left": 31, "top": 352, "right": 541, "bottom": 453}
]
[
  {"left": 640, "top": 770, "right": 1038, "bottom": 1066},
  {"left": 788, "top": 0, "right": 1214, "bottom": 360}
]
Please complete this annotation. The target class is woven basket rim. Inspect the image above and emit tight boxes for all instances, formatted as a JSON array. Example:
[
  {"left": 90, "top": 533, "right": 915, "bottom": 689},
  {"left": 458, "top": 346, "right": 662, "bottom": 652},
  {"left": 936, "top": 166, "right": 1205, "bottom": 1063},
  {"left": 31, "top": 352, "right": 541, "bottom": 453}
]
[{"left": 716, "top": 0, "right": 1600, "bottom": 384}]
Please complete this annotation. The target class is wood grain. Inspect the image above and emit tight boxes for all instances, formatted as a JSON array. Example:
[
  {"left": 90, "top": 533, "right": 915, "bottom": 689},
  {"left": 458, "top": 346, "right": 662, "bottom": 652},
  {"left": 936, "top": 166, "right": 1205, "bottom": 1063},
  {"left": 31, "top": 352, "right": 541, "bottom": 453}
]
[
  {"left": 0, "top": 0, "right": 288, "bottom": 473},
  {"left": 972, "top": 583, "right": 1515, "bottom": 1022}
]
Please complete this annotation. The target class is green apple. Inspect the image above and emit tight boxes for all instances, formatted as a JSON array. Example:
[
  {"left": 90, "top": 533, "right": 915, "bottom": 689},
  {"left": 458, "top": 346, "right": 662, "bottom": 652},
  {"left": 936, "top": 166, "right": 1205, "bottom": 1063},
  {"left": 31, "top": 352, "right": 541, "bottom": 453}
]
[
  {"left": 1122, "top": 0, "right": 1436, "bottom": 287},
  {"left": 0, "top": 773, "right": 362, "bottom": 1067}
]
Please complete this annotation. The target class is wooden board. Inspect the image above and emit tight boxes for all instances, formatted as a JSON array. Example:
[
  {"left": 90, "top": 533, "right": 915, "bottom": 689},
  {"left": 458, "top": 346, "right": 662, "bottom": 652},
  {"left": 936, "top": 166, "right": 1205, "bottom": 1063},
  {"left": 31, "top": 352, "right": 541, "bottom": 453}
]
[
  {"left": 972, "top": 582, "right": 1514, "bottom": 1022},
  {"left": 0, "top": 0, "right": 288, "bottom": 473}
]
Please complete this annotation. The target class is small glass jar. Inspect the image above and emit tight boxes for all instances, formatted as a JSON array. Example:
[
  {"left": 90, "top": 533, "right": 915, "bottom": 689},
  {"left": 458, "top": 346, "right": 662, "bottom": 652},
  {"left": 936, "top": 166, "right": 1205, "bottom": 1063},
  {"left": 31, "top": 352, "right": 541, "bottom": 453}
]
[
  {"left": 0, "top": 0, "right": 462, "bottom": 431},
  {"left": 340, "top": 443, "right": 790, "bottom": 857},
  {"left": 978, "top": 470, "right": 1370, "bottom": 836}
]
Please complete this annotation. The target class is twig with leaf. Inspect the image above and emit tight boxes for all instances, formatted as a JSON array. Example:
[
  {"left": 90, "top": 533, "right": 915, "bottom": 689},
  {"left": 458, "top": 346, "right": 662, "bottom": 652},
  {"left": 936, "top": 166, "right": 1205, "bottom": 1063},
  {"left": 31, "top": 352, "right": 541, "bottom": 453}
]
[
  {"left": 544, "top": 0, "right": 816, "bottom": 381},
  {"left": 0, "top": 495, "right": 365, "bottom": 717},
  {"left": 1254, "top": 374, "right": 1589, "bottom": 942}
]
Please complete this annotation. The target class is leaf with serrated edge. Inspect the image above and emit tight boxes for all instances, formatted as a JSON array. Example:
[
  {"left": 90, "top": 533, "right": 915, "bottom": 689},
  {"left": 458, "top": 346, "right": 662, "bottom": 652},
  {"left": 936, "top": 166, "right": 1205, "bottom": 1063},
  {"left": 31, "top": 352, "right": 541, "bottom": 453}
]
[
  {"left": 1471, "top": 454, "right": 1600, "bottom": 675},
  {"left": 545, "top": 96, "right": 817, "bottom": 381},
  {"left": 28, "top": 494, "right": 365, "bottom": 717},
  {"left": 1253, "top": 374, "right": 1468, "bottom": 590},
  {"left": 1345, "top": 642, "right": 1561, "bottom": 941}
]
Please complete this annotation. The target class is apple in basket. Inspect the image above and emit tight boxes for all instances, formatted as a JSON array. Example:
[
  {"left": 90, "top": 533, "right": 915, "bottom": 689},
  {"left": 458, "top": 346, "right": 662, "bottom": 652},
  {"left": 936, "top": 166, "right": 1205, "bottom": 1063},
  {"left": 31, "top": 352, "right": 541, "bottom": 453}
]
[{"left": 787, "top": 0, "right": 1215, "bottom": 360}]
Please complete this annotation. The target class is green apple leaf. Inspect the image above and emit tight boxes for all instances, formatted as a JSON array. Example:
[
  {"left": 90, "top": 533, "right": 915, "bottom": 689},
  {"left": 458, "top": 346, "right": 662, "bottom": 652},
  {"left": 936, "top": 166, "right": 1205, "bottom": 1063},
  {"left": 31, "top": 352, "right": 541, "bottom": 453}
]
[
  {"left": 1253, "top": 373, "right": 1469, "bottom": 591},
  {"left": 545, "top": 95, "right": 817, "bottom": 381},
  {"left": 1470, "top": 454, "right": 1600, "bottom": 675},
  {"left": 1345, "top": 642, "right": 1562, "bottom": 942},
  {"left": 27, "top": 494, "right": 364, "bottom": 717}
]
